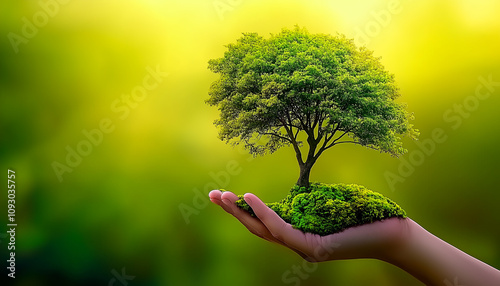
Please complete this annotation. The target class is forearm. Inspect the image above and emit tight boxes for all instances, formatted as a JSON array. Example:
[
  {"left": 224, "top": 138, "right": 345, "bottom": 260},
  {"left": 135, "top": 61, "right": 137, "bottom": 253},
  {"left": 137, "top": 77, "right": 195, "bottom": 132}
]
[{"left": 382, "top": 219, "right": 500, "bottom": 286}]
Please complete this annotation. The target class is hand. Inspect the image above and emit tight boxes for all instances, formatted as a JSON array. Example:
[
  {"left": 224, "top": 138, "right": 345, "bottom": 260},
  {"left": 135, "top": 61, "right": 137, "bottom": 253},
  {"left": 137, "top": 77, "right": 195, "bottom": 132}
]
[
  {"left": 209, "top": 190, "right": 410, "bottom": 262},
  {"left": 210, "top": 190, "right": 500, "bottom": 285}
]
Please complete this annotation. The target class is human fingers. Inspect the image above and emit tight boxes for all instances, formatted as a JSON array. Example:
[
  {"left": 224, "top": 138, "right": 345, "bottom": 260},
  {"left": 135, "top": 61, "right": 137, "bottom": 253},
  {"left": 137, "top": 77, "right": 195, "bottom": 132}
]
[
  {"left": 209, "top": 189, "right": 223, "bottom": 205},
  {"left": 219, "top": 191, "right": 285, "bottom": 244},
  {"left": 210, "top": 190, "right": 310, "bottom": 258},
  {"left": 210, "top": 190, "right": 270, "bottom": 239},
  {"left": 209, "top": 190, "right": 236, "bottom": 215},
  {"left": 244, "top": 193, "right": 314, "bottom": 254}
]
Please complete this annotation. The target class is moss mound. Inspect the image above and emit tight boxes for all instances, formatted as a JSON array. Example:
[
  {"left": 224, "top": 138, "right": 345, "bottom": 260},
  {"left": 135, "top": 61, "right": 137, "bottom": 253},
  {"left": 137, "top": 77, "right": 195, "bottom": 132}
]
[{"left": 235, "top": 183, "right": 406, "bottom": 236}]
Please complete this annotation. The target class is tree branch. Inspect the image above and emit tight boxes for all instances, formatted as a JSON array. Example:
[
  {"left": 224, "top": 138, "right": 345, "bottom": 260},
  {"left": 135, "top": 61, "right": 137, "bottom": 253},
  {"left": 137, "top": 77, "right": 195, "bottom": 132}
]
[
  {"left": 314, "top": 112, "right": 324, "bottom": 141},
  {"left": 320, "top": 133, "right": 333, "bottom": 149},
  {"left": 327, "top": 130, "right": 349, "bottom": 147},
  {"left": 327, "top": 140, "right": 379, "bottom": 151},
  {"left": 280, "top": 118, "right": 304, "bottom": 165},
  {"left": 306, "top": 112, "right": 310, "bottom": 130},
  {"left": 290, "top": 109, "right": 307, "bottom": 130},
  {"left": 262, "top": 132, "right": 292, "bottom": 143},
  {"left": 312, "top": 111, "right": 321, "bottom": 130},
  {"left": 317, "top": 123, "right": 340, "bottom": 151}
]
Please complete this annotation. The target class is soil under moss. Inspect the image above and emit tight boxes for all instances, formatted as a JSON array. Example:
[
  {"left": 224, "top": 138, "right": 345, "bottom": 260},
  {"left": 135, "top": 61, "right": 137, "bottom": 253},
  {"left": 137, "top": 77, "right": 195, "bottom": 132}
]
[{"left": 234, "top": 183, "right": 406, "bottom": 236}]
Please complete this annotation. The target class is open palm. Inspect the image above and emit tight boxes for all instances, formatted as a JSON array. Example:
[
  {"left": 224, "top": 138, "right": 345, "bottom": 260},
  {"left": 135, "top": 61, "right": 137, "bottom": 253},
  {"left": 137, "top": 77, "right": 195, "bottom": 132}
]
[{"left": 209, "top": 190, "right": 410, "bottom": 263}]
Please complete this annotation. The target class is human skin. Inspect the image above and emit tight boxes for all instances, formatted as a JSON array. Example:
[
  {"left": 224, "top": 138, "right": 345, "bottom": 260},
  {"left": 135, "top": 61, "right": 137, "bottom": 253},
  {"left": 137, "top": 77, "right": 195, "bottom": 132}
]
[{"left": 209, "top": 190, "right": 500, "bottom": 285}]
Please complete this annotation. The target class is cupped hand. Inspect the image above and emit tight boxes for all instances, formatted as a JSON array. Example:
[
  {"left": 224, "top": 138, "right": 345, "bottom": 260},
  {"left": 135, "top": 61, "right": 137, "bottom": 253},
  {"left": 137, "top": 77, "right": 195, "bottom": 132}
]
[{"left": 209, "top": 190, "right": 411, "bottom": 262}]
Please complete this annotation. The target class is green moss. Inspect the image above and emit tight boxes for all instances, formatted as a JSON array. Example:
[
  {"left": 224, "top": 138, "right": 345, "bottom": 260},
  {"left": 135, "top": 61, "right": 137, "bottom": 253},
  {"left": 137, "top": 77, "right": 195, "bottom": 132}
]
[{"left": 235, "top": 183, "right": 406, "bottom": 236}]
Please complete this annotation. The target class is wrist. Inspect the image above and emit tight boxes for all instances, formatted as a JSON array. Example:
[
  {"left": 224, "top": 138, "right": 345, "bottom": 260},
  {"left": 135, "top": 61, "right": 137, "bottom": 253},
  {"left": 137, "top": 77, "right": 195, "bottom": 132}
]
[{"left": 380, "top": 218, "right": 500, "bottom": 286}]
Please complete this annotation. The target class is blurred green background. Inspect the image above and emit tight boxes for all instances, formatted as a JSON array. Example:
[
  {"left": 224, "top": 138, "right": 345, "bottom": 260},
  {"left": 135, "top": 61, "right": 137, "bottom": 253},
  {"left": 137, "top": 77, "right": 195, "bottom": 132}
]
[{"left": 1, "top": 0, "right": 499, "bottom": 285}]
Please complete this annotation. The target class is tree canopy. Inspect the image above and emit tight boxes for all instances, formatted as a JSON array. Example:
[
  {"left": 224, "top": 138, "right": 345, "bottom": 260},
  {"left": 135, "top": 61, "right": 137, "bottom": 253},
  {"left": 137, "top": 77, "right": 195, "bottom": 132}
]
[{"left": 207, "top": 27, "right": 418, "bottom": 187}]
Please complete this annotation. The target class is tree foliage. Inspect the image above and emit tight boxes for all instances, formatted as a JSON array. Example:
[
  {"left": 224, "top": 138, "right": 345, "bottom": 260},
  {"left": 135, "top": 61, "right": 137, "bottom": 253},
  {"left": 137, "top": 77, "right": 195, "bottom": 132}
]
[{"left": 207, "top": 27, "right": 418, "bottom": 186}]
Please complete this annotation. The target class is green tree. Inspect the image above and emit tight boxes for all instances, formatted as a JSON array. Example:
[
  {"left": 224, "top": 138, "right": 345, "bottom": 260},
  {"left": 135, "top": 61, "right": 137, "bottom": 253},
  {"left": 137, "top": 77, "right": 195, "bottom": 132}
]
[{"left": 207, "top": 27, "right": 418, "bottom": 188}]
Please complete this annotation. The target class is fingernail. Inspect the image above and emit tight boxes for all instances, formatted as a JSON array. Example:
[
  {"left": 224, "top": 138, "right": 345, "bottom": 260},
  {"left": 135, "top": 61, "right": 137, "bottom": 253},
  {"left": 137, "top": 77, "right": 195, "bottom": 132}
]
[{"left": 244, "top": 195, "right": 253, "bottom": 205}]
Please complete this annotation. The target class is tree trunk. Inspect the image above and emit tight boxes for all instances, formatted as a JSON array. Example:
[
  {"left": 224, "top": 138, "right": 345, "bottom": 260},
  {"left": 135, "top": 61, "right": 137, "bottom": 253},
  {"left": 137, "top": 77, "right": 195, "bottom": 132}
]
[
  {"left": 295, "top": 134, "right": 320, "bottom": 189},
  {"left": 297, "top": 162, "right": 313, "bottom": 188}
]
